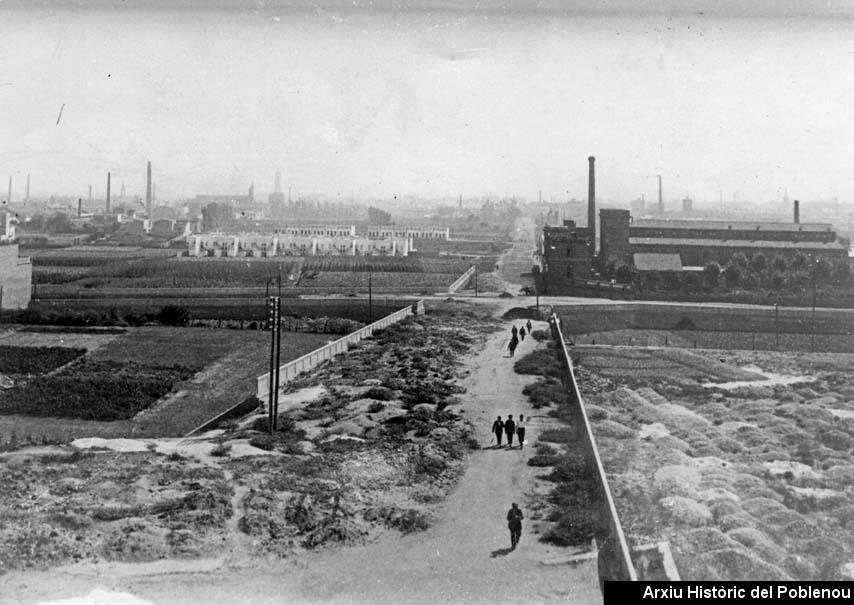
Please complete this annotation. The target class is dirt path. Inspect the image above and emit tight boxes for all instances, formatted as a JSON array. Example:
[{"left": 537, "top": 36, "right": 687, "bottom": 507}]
[{"left": 3, "top": 321, "right": 601, "bottom": 605}]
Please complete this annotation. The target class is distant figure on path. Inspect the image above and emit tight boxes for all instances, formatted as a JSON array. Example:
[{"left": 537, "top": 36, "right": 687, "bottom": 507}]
[
  {"left": 508, "top": 335, "right": 519, "bottom": 357},
  {"left": 511, "top": 325, "right": 518, "bottom": 338},
  {"left": 516, "top": 414, "right": 526, "bottom": 448},
  {"left": 526, "top": 319, "right": 532, "bottom": 333},
  {"left": 504, "top": 415, "right": 516, "bottom": 447},
  {"left": 507, "top": 503, "right": 524, "bottom": 549},
  {"left": 492, "top": 416, "right": 505, "bottom": 447},
  {"left": 519, "top": 327, "right": 526, "bottom": 341}
]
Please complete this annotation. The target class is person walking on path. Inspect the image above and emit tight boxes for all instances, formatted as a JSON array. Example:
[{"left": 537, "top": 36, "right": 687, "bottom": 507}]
[
  {"left": 504, "top": 415, "right": 516, "bottom": 448},
  {"left": 526, "top": 319, "right": 532, "bottom": 333},
  {"left": 511, "top": 325, "right": 518, "bottom": 338},
  {"left": 519, "top": 326, "right": 526, "bottom": 341},
  {"left": 491, "top": 416, "right": 505, "bottom": 447},
  {"left": 507, "top": 335, "right": 518, "bottom": 357},
  {"left": 507, "top": 503, "right": 524, "bottom": 550},
  {"left": 516, "top": 414, "right": 527, "bottom": 448}
]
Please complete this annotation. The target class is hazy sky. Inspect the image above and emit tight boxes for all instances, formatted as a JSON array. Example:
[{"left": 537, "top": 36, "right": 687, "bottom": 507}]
[{"left": 2, "top": 2, "right": 854, "bottom": 205}]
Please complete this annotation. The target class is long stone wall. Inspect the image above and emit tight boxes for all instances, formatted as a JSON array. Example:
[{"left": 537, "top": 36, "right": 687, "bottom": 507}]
[
  {"left": 548, "top": 313, "right": 637, "bottom": 583},
  {"left": 447, "top": 266, "right": 475, "bottom": 294},
  {"left": 257, "top": 300, "right": 425, "bottom": 400}
]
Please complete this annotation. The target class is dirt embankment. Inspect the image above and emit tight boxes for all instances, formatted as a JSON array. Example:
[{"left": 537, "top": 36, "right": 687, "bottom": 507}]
[{"left": 577, "top": 346, "right": 854, "bottom": 580}]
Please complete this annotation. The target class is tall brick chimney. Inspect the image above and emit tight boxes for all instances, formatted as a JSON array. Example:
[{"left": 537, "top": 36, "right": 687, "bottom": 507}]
[
  {"left": 588, "top": 156, "right": 596, "bottom": 254},
  {"left": 106, "top": 172, "right": 111, "bottom": 212},
  {"left": 145, "top": 161, "right": 152, "bottom": 217},
  {"left": 794, "top": 199, "right": 800, "bottom": 224}
]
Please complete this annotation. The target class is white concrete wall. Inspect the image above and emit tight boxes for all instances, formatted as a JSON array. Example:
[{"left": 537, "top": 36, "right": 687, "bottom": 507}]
[{"left": 0, "top": 244, "right": 32, "bottom": 309}]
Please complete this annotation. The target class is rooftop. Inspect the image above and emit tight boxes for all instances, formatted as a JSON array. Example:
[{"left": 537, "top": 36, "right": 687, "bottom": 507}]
[
  {"left": 633, "top": 252, "right": 683, "bottom": 271},
  {"left": 629, "top": 237, "right": 847, "bottom": 250},
  {"left": 632, "top": 219, "right": 834, "bottom": 233}
]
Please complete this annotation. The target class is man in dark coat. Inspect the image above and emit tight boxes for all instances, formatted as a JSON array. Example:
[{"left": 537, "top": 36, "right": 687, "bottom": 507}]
[
  {"left": 504, "top": 415, "right": 516, "bottom": 447},
  {"left": 511, "top": 325, "right": 518, "bottom": 338},
  {"left": 508, "top": 335, "right": 518, "bottom": 357},
  {"left": 507, "top": 502, "right": 524, "bottom": 549},
  {"left": 519, "top": 326, "right": 526, "bottom": 341},
  {"left": 491, "top": 416, "right": 505, "bottom": 447},
  {"left": 526, "top": 319, "right": 532, "bottom": 333}
]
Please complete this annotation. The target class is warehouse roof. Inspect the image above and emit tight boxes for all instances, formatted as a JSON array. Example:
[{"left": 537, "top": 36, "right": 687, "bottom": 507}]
[
  {"left": 632, "top": 219, "right": 834, "bottom": 233},
  {"left": 629, "top": 237, "right": 847, "bottom": 250},
  {"left": 633, "top": 253, "right": 683, "bottom": 271}
]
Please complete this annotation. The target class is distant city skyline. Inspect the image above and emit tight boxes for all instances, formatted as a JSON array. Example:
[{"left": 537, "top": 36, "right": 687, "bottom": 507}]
[{"left": 2, "top": 5, "right": 854, "bottom": 206}]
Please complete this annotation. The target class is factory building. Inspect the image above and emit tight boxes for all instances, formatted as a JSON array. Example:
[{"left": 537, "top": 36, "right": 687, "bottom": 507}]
[
  {"left": 600, "top": 202, "right": 847, "bottom": 270},
  {"left": 541, "top": 157, "right": 848, "bottom": 294},
  {"left": 540, "top": 157, "right": 597, "bottom": 293}
]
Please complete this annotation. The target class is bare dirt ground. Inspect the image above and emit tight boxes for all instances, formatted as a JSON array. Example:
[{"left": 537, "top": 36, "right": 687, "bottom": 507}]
[{"left": 0, "top": 306, "right": 601, "bottom": 605}]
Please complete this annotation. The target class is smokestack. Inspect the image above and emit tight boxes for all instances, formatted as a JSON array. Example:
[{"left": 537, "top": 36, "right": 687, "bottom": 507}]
[
  {"left": 657, "top": 175, "right": 663, "bottom": 213},
  {"left": 587, "top": 156, "right": 596, "bottom": 253},
  {"left": 6, "top": 176, "right": 11, "bottom": 204},
  {"left": 145, "top": 161, "right": 152, "bottom": 217},
  {"left": 106, "top": 172, "right": 111, "bottom": 212},
  {"left": 794, "top": 199, "right": 800, "bottom": 224},
  {"left": 77, "top": 197, "right": 82, "bottom": 218},
  {"left": 25, "top": 174, "right": 30, "bottom": 202},
  {"left": 88, "top": 184, "right": 93, "bottom": 205}
]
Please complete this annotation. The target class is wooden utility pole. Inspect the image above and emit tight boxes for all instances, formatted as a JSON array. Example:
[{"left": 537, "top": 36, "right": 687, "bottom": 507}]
[{"left": 267, "top": 296, "right": 281, "bottom": 433}]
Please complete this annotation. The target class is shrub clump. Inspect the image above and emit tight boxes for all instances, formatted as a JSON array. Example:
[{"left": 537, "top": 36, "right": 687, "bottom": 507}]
[{"left": 542, "top": 509, "right": 601, "bottom": 546}]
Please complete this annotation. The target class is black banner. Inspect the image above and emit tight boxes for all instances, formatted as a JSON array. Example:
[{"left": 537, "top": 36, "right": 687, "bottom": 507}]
[{"left": 605, "top": 582, "right": 854, "bottom": 605}]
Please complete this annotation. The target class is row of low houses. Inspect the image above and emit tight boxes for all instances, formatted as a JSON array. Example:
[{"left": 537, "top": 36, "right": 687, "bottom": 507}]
[{"left": 188, "top": 233, "right": 416, "bottom": 257}]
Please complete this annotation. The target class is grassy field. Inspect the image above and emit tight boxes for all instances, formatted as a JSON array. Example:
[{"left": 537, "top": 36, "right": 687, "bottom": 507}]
[{"left": 0, "top": 327, "right": 330, "bottom": 441}]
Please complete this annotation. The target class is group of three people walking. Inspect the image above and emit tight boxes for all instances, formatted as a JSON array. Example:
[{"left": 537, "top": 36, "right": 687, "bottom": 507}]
[
  {"left": 491, "top": 414, "right": 527, "bottom": 448},
  {"left": 507, "top": 320, "right": 533, "bottom": 357}
]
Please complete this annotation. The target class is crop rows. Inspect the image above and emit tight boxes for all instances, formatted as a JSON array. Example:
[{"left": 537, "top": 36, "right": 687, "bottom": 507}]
[
  {"left": 0, "top": 346, "right": 87, "bottom": 375},
  {"left": 0, "top": 360, "right": 196, "bottom": 421}
]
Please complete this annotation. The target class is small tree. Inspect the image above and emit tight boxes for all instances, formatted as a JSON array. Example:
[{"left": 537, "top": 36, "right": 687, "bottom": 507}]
[
  {"left": 749, "top": 252, "right": 767, "bottom": 276},
  {"left": 772, "top": 254, "right": 788, "bottom": 274},
  {"left": 731, "top": 253, "right": 748, "bottom": 268},
  {"left": 156, "top": 305, "right": 190, "bottom": 326},
  {"left": 791, "top": 252, "right": 808, "bottom": 272},
  {"left": 615, "top": 263, "right": 636, "bottom": 284},
  {"left": 770, "top": 271, "right": 787, "bottom": 290},
  {"left": 703, "top": 262, "right": 721, "bottom": 288},
  {"left": 682, "top": 272, "right": 702, "bottom": 292},
  {"left": 643, "top": 271, "right": 661, "bottom": 291},
  {"left": 662, "top": 271, "right": 681, "bottom": 290},
  {"left": 724, "top": 263, "right": 742, "bottom": 288},
  {"left": 814, "top": 257, "right": 833, "bottom": 284}
]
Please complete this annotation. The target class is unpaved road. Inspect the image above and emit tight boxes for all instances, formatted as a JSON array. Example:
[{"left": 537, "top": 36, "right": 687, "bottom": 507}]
[{"left": 2, "top": 321, "right": 602, "bottom": 605}]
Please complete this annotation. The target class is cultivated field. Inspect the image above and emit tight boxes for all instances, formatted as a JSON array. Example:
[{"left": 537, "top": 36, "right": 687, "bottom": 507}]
[
  {"left": 573, "top": 344, "right": 854, "bottom": 580},
  {"left": 0, "top": 327, "right": 329, "bottom": 442},
  {"left": 570, "top": 329, "right": 854, "bottom": 354}
]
